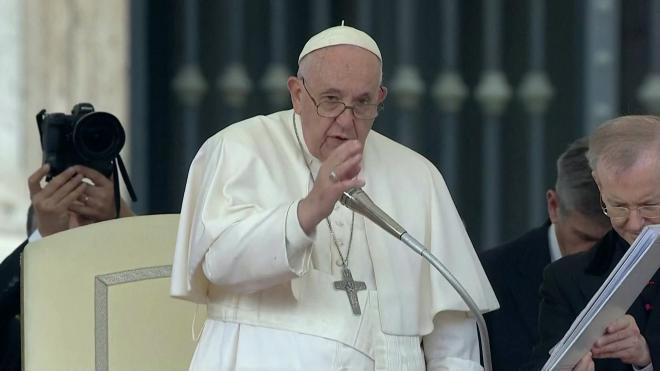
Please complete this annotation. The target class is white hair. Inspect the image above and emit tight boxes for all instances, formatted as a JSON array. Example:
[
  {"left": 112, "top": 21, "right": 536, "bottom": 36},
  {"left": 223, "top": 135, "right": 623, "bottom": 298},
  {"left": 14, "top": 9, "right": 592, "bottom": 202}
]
[{"left": 587, "top": 115, "right": 660, "bottom": 173}]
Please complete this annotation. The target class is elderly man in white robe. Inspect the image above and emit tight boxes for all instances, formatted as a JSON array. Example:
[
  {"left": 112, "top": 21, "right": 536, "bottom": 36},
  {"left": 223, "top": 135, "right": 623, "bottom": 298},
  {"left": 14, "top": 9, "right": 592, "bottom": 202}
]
[{"left": 171, "top": 24, "right": 498, "bottom": 371}]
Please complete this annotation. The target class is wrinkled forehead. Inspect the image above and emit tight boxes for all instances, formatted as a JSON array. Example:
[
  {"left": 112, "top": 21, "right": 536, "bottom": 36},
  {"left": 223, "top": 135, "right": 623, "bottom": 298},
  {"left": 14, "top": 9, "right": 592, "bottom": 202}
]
[{"left": 596, "top": 149, "right": 660, "bottom": 179}]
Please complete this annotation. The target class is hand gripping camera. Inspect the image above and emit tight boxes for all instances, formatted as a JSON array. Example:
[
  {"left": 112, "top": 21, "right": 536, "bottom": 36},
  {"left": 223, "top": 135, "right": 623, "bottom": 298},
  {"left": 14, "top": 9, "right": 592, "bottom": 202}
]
[{"left": 36, "top": 103, "right": 137, "bottom": 216}]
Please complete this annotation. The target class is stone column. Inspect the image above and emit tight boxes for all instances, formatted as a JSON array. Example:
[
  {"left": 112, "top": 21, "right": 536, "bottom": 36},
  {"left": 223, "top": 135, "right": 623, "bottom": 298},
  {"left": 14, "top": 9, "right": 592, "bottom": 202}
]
[
  {"left": 0, "top": 0, "right": 129, "bottom": 255},
  {"left": 390, "top": 0, "right": 425, "bottom": 148},
  {"left": 519, "top": 0, "right": 554, "bottom": 227},
  {"left": 0, "top": 0, "right": 28, "bottom": 254},
  {"left": 582, "top": 0, "right": 620, "bottom": 133},
  {"left": 260, "top": 0, "right": 291, "bottom": 111},
  {"left": 24, "top": 0, "right": 130, "bottom": 166},
  {"left": 475, "top": 0, "right": 512, "bottom": 247},
  {"left": 638, "top": 0, "right": 660, "bottom": 114},
  {"left": 25, "top": 1, "right": 131, "bottom": 214},
  {"left": 217, "top": 0, "right": 252, "bottom": 122},
  {"left": 172, "top": 0, "right": 208, "bottom": 168},
  {"left": 432, "top": 0, "right": 468, "bottom": 195}
]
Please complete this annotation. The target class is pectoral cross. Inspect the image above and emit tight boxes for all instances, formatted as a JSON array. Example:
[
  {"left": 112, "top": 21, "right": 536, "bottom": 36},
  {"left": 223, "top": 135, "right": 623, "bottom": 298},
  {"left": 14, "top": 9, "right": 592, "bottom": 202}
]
[{"left": 334, "top": 267, "right": 367, "bottom": 315}]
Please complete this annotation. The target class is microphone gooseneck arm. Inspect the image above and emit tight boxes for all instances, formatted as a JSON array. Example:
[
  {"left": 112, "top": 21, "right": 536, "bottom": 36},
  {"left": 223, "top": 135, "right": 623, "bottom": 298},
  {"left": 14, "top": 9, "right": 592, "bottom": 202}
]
[
  {"left": 340, "top": 188, "right": 493, "bottom": 371},
  {"left": 340, "top": 188, "right": 407, "bottom": 239}
]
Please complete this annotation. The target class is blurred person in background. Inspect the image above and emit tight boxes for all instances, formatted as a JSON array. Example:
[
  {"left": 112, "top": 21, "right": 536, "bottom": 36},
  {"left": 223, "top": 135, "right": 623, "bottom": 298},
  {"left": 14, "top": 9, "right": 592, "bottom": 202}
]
[{"left": 480, "top": 137, "right": 611, "bottom": 370}]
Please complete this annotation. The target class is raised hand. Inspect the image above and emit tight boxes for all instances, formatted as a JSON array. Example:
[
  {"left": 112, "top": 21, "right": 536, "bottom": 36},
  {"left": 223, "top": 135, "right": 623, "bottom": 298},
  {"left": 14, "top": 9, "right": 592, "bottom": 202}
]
[
  {"left": 67, "top": 165, "right": 134, "bottom": 222},
  {"left": 28, "top": 165, "right": 87, "bottom": 237},
  {"left": 298, "top": 139, "right": 365, "bottom": 235}
]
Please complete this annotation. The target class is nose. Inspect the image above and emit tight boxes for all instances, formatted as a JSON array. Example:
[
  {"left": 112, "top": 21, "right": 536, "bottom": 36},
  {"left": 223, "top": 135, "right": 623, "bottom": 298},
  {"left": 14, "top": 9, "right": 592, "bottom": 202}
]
[
  {"left": 334, "top": 106, "right": 356, "bottom": 128},
  {"left": 625, "top": 209, "right": 647, "bottom": 234}
]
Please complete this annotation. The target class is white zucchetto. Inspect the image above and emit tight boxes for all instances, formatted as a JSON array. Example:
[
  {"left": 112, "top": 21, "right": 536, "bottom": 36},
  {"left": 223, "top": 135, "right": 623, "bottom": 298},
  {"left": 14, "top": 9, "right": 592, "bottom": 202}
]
[{"left": 298, "top": 22, "right": 382, "bottom": 64}]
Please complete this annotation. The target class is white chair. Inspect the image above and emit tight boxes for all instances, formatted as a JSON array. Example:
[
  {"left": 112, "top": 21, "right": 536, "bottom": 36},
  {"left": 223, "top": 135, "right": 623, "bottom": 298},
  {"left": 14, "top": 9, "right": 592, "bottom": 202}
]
[{"left": 22, "top": 214, "right": 205, "bottom": 371}]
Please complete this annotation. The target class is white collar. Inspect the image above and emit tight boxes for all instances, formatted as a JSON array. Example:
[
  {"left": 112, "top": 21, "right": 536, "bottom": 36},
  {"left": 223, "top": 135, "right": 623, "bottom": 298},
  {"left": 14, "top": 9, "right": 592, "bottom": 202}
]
[
  {"left": 548, "top": 223, "right": 562, "bottom": 262},
  {"left": 293, "top": 113, "right": 321, "bottom": 180}
]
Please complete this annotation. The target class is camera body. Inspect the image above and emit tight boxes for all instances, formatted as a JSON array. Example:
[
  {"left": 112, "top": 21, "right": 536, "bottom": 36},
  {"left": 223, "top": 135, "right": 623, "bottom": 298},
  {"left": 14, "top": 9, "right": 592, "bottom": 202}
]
[{"left": 37, "top": 103, "right": 126, "bottom": 179}]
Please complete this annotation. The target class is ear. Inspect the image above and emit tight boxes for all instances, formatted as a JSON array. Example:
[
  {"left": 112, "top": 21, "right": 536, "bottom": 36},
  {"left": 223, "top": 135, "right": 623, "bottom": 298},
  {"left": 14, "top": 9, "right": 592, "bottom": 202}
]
[
  {"left": 546, "top": 189, "right": 560, "bottom": 224},
  {"left": 378, "top": 86, "right": 388, "bottom": 103},
  {"left": 288, "top": 76, "right": 303, "bottom": 114},
  {"left": 591, "top": 170, "right": 602, "bottom": 191}
]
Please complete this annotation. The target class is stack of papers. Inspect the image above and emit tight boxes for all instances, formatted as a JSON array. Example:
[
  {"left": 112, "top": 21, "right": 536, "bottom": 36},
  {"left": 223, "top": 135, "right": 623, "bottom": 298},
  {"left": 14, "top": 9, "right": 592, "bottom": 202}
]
[{"left": 542, "top": 224, "right": 660, "bottom": 371}]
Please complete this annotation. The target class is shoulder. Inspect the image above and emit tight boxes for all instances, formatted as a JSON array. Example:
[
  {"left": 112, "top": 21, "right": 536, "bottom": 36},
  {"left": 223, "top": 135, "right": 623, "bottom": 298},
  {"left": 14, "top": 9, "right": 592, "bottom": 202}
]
[
  {"left": 366, "top": 130, "right": 442, "bottom": 186},
  {"left": 195, "top": 110, "right": 294, "bottom": 162},
  {"left": 542, "top": 247, "right": 592, "bottom": 288},
  {"left": 367, "top": 131, "right": 435, "bottom": 167},
  {"left": 205, "top": 110, "right": 292, "bottom": 148},
  {"left": 480, "top": 224, "right": 549, "bottom": 271},
  {"left": 545, "top": 229, "right": 618, "bottom": 279}
]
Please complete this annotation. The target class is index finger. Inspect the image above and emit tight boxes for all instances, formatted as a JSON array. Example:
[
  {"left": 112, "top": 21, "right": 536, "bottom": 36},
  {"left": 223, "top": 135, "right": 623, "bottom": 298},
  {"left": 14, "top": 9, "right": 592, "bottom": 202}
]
[
  {"left": 574, "top": 352, "right": 594, "bottom": 371},
  {"left": 327, "top": 139, "right": 363, "bottom": 165},
  {"left": 27, "top": 164, "right": 50, "bottom": 196},
  {"left": 606, "top": 314, "right": 635, "bottom": 333}
]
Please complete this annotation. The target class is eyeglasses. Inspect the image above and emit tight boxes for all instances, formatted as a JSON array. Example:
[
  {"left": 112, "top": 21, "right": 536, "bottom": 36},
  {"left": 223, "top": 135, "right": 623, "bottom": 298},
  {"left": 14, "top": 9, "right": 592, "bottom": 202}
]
[
  {"left": 600, "top": 198, "right": 660, "bottom": 221},
  {"left": 300, "top": 77, "right": 383, "bottom": 120}
]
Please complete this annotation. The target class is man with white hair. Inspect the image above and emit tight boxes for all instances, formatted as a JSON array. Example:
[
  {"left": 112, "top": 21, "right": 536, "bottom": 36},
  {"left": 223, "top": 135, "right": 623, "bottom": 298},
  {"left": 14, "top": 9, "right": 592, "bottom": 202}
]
[
  {"left": 171, "top": 24, "right": 498, "bottom": 370},
  {"left": 526, "top": 115, "right": 660, "bottom": 371}
]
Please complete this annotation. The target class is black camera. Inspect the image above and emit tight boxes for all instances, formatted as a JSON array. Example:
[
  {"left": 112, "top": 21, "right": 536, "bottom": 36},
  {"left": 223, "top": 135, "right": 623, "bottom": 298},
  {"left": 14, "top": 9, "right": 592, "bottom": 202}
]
[{"left": 36, "top": 103, "right": 126, "bottom": 179}]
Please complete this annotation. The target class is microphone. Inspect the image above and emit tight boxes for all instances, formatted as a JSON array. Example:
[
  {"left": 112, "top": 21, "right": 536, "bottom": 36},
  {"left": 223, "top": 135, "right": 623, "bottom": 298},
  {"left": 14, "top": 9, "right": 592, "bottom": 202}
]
[
  {"left": 340, "top": 188, "right": 406, "bottom": 239},
  {"left": 339, "top": 187, "right": 494, "bottom": 371}
]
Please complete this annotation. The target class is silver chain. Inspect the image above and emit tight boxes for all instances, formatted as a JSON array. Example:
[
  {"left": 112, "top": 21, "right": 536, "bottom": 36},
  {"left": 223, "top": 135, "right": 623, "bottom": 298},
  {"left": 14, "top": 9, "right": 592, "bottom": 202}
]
[{"left": 292, "top": 112, "right": 355, "bottom": 268}]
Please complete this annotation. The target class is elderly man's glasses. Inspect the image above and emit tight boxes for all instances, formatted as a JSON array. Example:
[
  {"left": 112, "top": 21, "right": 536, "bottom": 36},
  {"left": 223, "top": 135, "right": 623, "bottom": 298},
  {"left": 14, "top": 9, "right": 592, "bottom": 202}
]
[
  {"left": 300, "top": 78, "right": 383, "bottom": 120},
  {"left": 600, "top": 198, "right": 660, "bottom": 221}
]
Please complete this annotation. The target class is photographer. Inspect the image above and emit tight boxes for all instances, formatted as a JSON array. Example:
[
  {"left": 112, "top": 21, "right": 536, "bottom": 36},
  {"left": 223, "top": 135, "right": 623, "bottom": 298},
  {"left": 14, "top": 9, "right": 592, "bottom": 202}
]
[
  {"left": 0, "top": 103, "right": 136, "bottom": 370},
  {"left": 0, "top": 165, "right": 135, "bottom": 370}
]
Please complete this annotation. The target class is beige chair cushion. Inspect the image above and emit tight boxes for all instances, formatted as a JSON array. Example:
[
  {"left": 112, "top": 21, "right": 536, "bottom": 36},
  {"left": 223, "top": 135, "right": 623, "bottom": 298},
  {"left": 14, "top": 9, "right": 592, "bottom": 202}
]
[{"left": 22, "top": 214, "right": 205, "bottom": 371}]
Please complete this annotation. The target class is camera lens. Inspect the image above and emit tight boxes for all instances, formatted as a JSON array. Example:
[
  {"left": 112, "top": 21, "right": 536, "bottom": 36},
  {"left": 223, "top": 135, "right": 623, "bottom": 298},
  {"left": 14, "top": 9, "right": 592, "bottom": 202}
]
[{"left": 72, "top": 112, "right": 125, "bottom": 161}]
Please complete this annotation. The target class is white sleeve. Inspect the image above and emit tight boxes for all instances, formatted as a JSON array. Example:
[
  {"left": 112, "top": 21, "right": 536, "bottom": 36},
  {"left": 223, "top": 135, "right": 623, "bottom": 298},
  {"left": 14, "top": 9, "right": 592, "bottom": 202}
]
[
  {"left": 28, "top": 229, "right": 42, "bottom": 242},
  {"left": 284, "top": 200, "right": 315, "bottom": 275},
  {"left": 202, "top": 200, "right": 312, "bottom": 294},
  {"left": 632, "top": 362, "right": 653, "bottom": 371},
  {"left": 191, "top": 133, "right": 315, "bottom": 295},
  {"left": 422, "top": 311, "right": 483, "bottom": 371}
]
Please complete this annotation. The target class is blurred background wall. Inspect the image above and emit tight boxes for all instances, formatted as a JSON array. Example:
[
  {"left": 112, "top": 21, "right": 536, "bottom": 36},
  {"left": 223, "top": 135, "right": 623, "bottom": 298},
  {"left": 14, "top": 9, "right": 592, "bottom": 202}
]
[
  {"left": 0, "top": 0, "right": 129, "bottom": 257},
  {"left": 2, "top": 0, "right": 659, "bottom": 259}
]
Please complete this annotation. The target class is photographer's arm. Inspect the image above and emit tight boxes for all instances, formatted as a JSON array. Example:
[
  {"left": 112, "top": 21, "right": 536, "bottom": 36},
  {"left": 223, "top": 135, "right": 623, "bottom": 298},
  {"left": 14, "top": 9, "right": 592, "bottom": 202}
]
[{"left": 119, "top": 198, "right": 135, "bottom": 218}]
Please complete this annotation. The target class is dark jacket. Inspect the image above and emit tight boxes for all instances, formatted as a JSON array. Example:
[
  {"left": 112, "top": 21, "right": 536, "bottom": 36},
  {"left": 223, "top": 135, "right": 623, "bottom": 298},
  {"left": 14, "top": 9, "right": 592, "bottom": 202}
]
[
  {"left": 0, "top": 239, "right": 28, "bottom": 371},
  {"left": 525, "top": 230, "right": 660, "bottom": 370},
  {"left": 480, "top": 222, "right": 552, "bottom": 371}
]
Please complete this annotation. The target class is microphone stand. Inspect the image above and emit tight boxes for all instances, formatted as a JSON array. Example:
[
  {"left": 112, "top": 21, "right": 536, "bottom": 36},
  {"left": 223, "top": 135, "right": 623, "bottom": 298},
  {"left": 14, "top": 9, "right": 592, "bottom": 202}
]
[{"left": 341, "top": 188, "right": 493, "bottom": 371}]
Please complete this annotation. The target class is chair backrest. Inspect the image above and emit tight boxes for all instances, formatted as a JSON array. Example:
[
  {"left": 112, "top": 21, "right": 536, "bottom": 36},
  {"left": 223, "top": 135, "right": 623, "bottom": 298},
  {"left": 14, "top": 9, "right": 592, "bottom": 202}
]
[{"left": 22, "top": 214, "right": 205, "bottom": 371}]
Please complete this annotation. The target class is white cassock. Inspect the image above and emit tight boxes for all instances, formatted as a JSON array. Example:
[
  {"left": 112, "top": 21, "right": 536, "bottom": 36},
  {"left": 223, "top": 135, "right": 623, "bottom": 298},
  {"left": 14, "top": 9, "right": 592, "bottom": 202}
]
[{"left": 171, "top": 109, "right": 499, "bottom": 371}]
